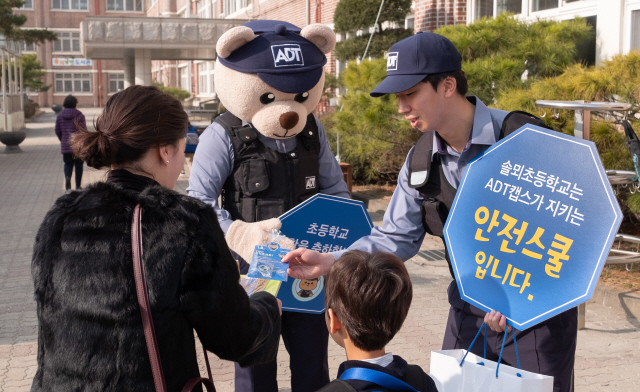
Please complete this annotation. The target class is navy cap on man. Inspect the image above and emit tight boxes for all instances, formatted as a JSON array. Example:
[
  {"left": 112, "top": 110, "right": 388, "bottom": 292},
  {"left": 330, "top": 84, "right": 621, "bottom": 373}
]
[{"left": 370, "top": 32, "right": 462, "bottom": 97}]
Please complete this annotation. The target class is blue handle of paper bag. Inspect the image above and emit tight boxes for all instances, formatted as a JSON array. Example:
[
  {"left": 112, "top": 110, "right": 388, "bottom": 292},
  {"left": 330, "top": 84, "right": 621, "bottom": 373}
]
[{"left": 459, "top": 320, "right": 522, "bottom": 379}]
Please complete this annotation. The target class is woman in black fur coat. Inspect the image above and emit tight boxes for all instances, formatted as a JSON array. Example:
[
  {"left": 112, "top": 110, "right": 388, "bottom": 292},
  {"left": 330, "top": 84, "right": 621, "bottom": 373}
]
[{"left": 31, "top": 86, "right": 281, "bottom": 392}]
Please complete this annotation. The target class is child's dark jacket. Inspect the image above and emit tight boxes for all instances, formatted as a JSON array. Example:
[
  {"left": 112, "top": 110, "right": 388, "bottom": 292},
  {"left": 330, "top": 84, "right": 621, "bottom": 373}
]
[{"left": 317, "top": 355, "right": 438, "bottom": 392}]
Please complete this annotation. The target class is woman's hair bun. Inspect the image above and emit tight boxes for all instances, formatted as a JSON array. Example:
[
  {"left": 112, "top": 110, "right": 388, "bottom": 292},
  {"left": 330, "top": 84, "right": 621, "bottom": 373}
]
[
  {"left": 70, "top": 85, "right": 188, "bottom": 170},
  {"left": 70, "top": 128, "right": 112, "bottom": 169}
]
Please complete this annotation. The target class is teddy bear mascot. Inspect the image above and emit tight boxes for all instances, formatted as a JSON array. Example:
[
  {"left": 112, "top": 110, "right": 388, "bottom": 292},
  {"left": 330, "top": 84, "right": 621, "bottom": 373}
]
[{"left": 186, "top": 20, "right": 350, "bottom": 392}]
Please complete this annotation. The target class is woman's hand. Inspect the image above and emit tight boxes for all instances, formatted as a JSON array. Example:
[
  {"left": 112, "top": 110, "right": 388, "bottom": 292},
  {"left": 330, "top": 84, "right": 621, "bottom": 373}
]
[
  {"left": 484, "top": 310, "right": 512, "bottom": 333},
  {"left": 277, "top": 299, "right": 282, "bottom": 316},
  {"left": 281, "top": 248, "right": 335, "bottom": 279}
]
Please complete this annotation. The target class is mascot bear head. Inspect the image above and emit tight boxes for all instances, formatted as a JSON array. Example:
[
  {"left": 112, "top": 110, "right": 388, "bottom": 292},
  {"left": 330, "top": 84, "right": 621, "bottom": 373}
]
[{"left": 214, "top": 21, "right": 336, "bottom": 139}]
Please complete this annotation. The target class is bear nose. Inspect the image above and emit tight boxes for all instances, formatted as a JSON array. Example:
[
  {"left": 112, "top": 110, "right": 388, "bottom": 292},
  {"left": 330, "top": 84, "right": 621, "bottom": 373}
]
[{"left": 279, "top": 112, "right": 299, "bottom": 130}]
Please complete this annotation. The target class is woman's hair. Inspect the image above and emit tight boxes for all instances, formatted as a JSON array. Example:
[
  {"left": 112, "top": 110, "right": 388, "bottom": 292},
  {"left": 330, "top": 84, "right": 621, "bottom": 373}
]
[
  {"left": 63, "top": 95, "right": 78, "bottom": 109},
  {"left": 71, "top": 85, "right": 188, "bottom": 169}
]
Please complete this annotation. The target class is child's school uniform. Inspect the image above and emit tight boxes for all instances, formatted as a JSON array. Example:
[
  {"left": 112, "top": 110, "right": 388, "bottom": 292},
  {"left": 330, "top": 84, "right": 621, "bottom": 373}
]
[{"left": 316, "top": 354, "right": 438, "bottom": 392}]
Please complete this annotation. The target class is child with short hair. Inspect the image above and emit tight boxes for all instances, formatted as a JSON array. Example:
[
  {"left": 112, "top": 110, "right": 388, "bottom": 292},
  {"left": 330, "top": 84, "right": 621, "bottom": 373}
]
[{"left": 318, "top": 250, "right": 438, "bottom": 392}]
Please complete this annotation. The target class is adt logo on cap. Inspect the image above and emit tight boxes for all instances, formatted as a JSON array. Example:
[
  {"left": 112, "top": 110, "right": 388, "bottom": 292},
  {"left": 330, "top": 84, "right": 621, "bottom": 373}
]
[
  {"left": 387, "top": 52, "right": 398, "bottom": 71},
  {"left": 271, "top": 44, "right": 305, "bottom": 67}
]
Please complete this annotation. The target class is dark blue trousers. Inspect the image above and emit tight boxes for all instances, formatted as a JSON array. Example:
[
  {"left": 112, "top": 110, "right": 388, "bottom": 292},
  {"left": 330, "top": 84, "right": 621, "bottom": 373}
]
[
  {"left": 234, "top": 311, "right": 330, "bottom": 392},
  {"left": 442, "top": 281, "right": 577, "bottom": 392}
]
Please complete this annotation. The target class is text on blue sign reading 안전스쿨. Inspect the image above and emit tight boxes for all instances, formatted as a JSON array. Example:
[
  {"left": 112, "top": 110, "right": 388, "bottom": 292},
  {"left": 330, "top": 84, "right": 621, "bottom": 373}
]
[{"left": 473, "top": 205, "right": 574, "bottom": 301}]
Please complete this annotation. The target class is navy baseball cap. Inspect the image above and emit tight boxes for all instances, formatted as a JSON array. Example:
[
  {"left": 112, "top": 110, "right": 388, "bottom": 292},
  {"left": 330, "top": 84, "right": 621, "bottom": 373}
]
[
  {"left": 370, "top": 32, "right": 462, "bottom": 97},
  {"left": 242, "top": 20, "right": 302, "bottom": 34},
  {"left": 218, "top": 23, "right": 326, "bottom": 94}
]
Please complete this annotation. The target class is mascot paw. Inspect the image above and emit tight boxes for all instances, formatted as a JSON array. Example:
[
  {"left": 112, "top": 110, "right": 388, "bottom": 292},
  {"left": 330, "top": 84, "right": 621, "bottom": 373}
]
[{"left": 226, "top": 218, "right": 295, "bottom": 263}]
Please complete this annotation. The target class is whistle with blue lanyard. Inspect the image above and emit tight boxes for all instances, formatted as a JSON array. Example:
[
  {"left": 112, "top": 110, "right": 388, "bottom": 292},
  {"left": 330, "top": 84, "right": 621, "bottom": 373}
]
[{"left": 339, "top": 368, "right": 420, "bottom": 392}]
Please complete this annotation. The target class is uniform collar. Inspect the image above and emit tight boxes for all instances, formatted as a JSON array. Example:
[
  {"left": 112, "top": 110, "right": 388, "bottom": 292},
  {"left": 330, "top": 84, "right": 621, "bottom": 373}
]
[{"left": 432, "top": 96, "right": 496, "bottom": 159}]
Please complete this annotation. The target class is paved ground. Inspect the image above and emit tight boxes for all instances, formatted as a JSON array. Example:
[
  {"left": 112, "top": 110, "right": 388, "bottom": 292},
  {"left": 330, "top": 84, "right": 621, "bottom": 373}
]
[{"left": 0, "top": 110, "right": 638, "bottom": 391}]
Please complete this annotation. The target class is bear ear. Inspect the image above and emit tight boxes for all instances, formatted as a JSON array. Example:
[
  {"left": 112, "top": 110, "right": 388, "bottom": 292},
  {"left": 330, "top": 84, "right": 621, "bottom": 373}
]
[
  {"left": 300, "top": 24, "right": 336, "bottom": 54},
  {"left": 216, "top": 26, "right": 256, "bottom": 59}
]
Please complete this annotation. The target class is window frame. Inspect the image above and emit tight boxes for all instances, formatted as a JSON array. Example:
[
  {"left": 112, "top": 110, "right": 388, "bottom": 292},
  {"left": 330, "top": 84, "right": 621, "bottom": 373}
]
[
  {"left": 106, "top": 0, "right": 144, "bottom": 12},
  {"left": 20, "top": 0, "right": 34, "bottom": 9},
  {"left": 108, "top": 73, "right": 125, "bottom": 94},
  {"left": 51, "top": 0, "right": 89, "bottom": 11},
  {"left": 52, "top": 31, "right": 82, "bottom": 54},
  {"left": 55, "top": 73, "right": 92, "bottom": 94}
]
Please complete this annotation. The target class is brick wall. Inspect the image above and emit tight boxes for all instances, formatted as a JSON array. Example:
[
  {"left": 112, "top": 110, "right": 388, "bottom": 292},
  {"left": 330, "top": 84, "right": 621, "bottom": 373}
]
[
  {"left": 16, "top": 0, "right": 146, "bottom": 108},
  {"left": 414, "top": 0, "right": 467, "bottom": 33}
]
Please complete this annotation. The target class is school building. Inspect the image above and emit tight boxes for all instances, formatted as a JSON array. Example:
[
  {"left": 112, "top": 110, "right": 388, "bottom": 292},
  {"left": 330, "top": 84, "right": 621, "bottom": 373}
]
[{"left": 14, "top": 1, "right": 640, "bottom": 107}]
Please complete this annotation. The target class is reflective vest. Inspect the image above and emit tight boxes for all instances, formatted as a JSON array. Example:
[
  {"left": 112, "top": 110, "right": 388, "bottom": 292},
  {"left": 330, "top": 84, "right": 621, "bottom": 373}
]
[{"left": 216, "top": 111, "right": 321, "bottom": 222}]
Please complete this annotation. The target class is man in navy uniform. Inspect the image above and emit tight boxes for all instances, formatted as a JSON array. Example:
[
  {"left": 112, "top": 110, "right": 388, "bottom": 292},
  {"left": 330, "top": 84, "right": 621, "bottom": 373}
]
[{"left": 283, "top": 32, "right": 577, "bottom": 392}]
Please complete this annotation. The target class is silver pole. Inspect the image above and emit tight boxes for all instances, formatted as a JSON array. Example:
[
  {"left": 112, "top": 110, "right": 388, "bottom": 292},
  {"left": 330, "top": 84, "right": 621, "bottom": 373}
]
[
  {"left": 2, "top": 49, "right": 7, "bottom": 132},
  {"left": 14, "top": 54, "right": 18, "bottom": 96},
  {"left": 20, "top": 57, "right": 23, "bottom": 111},
  {"left": 362, "top": 0, "right": 386, "bottom": 60}
]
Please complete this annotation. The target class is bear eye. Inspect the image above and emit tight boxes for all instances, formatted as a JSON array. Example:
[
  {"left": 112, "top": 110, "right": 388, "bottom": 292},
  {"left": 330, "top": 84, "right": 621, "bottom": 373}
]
[
  {"left": 294, "top": 92, "right": 309, "bottom": 103},
  {"left": 260, "top": 93, "right": 276, "bottom": 104}
]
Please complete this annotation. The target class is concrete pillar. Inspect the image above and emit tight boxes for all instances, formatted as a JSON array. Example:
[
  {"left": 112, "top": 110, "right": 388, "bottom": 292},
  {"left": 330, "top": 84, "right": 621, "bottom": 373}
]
[
  {"left": 134, "top": 49, "right": 152, "bottom": 86},
  {"left": 124, "top": 55, "right": 135, "bottom": 88},
  {"left": 162, "top": 0, "right": 177, "bottom": 16}
]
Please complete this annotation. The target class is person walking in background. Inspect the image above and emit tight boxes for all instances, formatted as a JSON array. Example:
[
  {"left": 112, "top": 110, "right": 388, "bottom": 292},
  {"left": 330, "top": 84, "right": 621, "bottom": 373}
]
[
  {"left": 184, "top": 121, "right": 199, "bottom": 172},
  {"left": 31, "top": 86, "right": 281, "bottom": 391},
  {"left": 54, "top": 95, "right": 86, "bottom": 190}
]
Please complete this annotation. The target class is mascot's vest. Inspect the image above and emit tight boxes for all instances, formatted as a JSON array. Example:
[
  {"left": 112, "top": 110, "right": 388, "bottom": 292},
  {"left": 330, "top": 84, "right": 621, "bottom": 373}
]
[
  {"left": 407, "top": 111, "right": 551, "bottom": 278},
  {"left": 216, "top": 111, "right": 321, "bottom": 223}
]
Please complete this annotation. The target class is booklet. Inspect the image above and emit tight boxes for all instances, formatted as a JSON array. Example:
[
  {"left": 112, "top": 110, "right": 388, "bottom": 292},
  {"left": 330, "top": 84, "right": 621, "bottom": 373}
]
[
  {"left": 247, "top": 242, "right": 290, "bottom": 282},
  {"left": 240, "top": 276, "right": 282, "bottom": 297}
]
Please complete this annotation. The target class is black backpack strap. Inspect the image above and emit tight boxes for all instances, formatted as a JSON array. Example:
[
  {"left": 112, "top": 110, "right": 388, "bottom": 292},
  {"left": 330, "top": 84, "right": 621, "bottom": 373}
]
[
  {"left": 408, "top": 131, "right": 434, "bottom": 189},
  {"left": 499, "top": 110, "right": 552, "bottom": 139},
  {"left": 215, "top": 111, "right": 259, "bottom": 145},
  {"left": 316, "top": 379, "right": 357, "bottom": 392},
  {"left": 402, "top": 364, "right": 438, "bottom": 392}
]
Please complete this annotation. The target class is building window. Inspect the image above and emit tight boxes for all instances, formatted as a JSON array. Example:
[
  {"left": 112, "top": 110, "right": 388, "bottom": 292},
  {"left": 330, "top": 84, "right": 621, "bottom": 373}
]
[
  {"left": 22, "top": 41, "right": 36, "bottom": 52},
  {"left": 179, "top": 67, "right": 189, "bottom": 92},
  {"left": 497, "top": 0, "right": 521, "bottom": 14},
  {"left": 55, "top": 73, "right": 92, "bottom": 93},
  {"left": 106, "top": 0, "right": 143, "bottom": 11},
  {"left": 632, "top": 10, "right": 640, "bottom": 52},
  {"left": 223, "top": 0, "right": 247, "bottom": 15},
  {"left": 109, "top": 74, "right": 125, "bottom": 93},
  {"left": 53, "top": 32, "right": 81, "bottom": 53},
  {"left": 20, "top": 0, "right": 34, "bottom": 8},
  {"left": 475, "top": 0, "right": 494, "bottom": 20},
  {"left": 52, "top": 0, "right": 88, "bottom": 10},
  {"left": 532, "top": 0, "right": 558, "bottom": 12},
  {"left": 197, "top": 0, "right": 213, "bottom": 18},
  {"left": 405, "top": 16, "right": 415, "bottom": 31}
]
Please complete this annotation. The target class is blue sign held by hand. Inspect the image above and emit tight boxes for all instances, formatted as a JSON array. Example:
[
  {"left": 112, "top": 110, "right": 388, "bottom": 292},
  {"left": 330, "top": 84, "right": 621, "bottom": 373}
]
[
  {"left": 278, "top": 194, "right": 374, "bottom": 313},
  {"left": 445, "top": 124, "right": 622, "bottom": 330}
]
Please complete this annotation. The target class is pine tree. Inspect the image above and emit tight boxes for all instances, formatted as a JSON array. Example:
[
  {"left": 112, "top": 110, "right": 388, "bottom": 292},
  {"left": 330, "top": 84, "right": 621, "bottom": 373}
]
[
  {"left": 333, "top": 0, "right": 412, "bottom": 62},
  {"left": 323, "top": 14, "right": 593, "bottom": 183},
  {"left": 0, "top": 0, "right": 57, "bottom": 43}
]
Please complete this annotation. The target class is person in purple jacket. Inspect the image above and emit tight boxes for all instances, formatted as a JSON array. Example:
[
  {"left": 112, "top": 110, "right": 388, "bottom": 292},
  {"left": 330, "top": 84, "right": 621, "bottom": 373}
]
[{"left": 55, "top": 95, "right": 86, "bottom": 190}]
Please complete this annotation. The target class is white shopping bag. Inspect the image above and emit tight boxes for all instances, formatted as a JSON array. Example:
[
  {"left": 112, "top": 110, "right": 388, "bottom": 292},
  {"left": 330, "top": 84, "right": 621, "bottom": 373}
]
[{"left": 430, "top": 350, "right": 553, "bottom": 392}]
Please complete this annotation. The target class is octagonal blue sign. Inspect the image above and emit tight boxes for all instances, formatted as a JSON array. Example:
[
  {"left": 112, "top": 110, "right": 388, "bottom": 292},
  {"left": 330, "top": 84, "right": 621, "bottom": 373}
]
[
  {"left": 444, "top": 124, "right": 622, "bottom": 330},
  {"left": 277, "top": 194, "right": 373, "bottom": 313}
]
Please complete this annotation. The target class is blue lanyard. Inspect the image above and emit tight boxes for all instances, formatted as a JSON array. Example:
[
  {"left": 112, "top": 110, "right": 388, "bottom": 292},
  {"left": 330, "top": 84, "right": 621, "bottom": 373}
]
[{"left": 339, "top": 368, "right": 420, "bottom": 392}]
